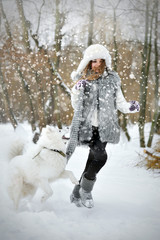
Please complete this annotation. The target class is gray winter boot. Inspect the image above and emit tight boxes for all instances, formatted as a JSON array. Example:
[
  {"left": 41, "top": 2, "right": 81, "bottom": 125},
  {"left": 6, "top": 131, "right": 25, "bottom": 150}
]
[
  {"left": 79, "top": 175, "right": 96, "bottom": 208},
  {"left": 70, "top": 184, "right": 83, "bottom": 207}
]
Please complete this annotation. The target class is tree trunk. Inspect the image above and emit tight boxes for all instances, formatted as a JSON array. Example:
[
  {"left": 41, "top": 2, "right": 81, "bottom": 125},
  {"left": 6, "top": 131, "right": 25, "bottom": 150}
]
[
  {"left": 156, "top": 113, "right": 160, "bottom": 134},
  {"left": 16, "top": 0, "right": 31, "bottom": 53},
  {"left": 113, "top": 8, "right": 118, "bottom": 72},
  {"left": 51, "top": 0, "right": 67, "bottom": 129},
  {"left": 0, "top": 0, "right": 17, "bottom": 128},
  {"left": 111, "top": 0, "right": 130, "bottom": 141},
  {"left": 0, "top": 0, "right": 12, "bottom": 39},
  {"left": 88, "top": 0, "right": 94, "bottom": 46},
  {"left": 16, "top": 64, "right": 37, "bottom": 131},
  {"left": 139, "top": 0, "right": 153, "bottom": 147},
  {"left": 147, "top": 0, "right": 159, "bottom": 147},
  {"left": 0, "top": 62, "right": 18, "bottom": 129}
]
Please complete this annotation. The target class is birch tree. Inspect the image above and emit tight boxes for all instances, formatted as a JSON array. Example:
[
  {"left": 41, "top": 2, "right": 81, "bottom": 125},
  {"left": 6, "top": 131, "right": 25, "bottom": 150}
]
[
  {"left": 15, "top": 0, "right": 31, "bottom": 53},
  {"left": 88, "top": 0, "right": 94, "bottom": 46},
  {"left": 147, "top": 0, "right": 160, "bottom": 147},
  {"left": 109, "top": 0, "right": 131, "bottom": 141},
  {"left": 139, "top": 0, "right": 154, "bottom": 147}
]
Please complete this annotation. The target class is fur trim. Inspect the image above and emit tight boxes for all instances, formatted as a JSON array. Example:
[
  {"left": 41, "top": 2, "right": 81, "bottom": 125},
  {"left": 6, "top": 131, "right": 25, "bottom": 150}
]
[
  {"left": 71, "top": 44, "right": 112, "bottom": 81},
  {"left": 71, "top": 71, "right": 81, "bottom": 81}
]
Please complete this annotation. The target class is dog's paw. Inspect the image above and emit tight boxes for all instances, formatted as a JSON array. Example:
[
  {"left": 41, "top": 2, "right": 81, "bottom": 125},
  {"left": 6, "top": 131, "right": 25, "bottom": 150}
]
[{"left": 71, "top": 178, "right": 79, "bottom": 185}]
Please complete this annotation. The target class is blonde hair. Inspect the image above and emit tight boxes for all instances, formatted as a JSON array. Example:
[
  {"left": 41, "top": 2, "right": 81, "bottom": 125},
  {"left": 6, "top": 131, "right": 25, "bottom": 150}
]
[{"left": 81, "top": 59, "right": 106, "bottom": 81}]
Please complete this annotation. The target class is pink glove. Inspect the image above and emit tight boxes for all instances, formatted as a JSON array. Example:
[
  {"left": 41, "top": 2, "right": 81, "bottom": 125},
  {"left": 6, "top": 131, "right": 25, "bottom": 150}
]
[
  {"left": 129, "top": 101, "right": 140, "bottom": 112},
  {"left": 75, "top": 80, "right": 87, "bottom": 90}
]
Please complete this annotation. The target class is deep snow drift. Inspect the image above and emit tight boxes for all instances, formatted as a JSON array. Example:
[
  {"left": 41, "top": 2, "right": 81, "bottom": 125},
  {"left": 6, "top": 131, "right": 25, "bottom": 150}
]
[{"left": 0, "top": 123, "right": 160, "bottom": 240}]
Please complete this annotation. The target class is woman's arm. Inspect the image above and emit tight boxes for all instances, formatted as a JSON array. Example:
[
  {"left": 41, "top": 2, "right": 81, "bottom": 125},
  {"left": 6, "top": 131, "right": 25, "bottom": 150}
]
[
  {"left": 71, "top": 80, "right": 87, "bottom": 109},
  {"left": 71, "top": 85, "right": 80, "bottom": 110},
  {"left": 116, "top": 87, "right": 139, "bottom": 113}
]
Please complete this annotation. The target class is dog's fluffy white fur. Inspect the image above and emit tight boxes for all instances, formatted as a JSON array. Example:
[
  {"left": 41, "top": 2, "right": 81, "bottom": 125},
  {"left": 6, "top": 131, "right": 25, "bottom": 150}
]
[{"left": 8, "top": 125, "right": 78, "bottom": 209}]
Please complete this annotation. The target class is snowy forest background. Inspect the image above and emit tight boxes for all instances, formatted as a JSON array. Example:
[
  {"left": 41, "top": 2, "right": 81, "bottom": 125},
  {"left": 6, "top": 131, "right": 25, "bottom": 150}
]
[
  {"left": 0, "top": 0, "right": 160, "bottom": 149},
  {"left": 0, "top": 2, "right": 160, "bottom": 239}
]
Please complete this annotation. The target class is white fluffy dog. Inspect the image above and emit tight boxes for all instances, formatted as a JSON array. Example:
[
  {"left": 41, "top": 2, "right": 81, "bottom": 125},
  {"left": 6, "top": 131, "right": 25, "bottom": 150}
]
[{"left": 8, "top": 125, "right": 78, "bottom": 209}]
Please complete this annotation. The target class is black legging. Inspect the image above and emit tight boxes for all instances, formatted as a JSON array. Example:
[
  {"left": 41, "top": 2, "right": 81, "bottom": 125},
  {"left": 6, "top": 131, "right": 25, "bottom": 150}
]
[{"left": 80, "top": 127, "right": 107, "bottom": 181}]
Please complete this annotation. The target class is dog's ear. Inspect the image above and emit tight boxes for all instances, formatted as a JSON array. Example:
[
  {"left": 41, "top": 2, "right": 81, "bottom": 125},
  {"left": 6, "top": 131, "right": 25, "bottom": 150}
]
[
  {"left": 46, "top": 125, "right": 52, "bottom": 131},
  {"left": 41, "top": 125, "right": 51, "bottom": 135},
  {"left": 45, "top": 125, "right": 54, "bottom": 135}
]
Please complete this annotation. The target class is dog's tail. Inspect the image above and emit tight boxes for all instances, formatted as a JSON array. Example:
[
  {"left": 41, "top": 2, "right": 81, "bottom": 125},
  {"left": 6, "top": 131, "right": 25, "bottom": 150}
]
[
  {"left": 8, "top": 124, "right": 30, "bottom": 160},
  {"left": 8, "top": 138, "right": 25, "bottom": 160}
]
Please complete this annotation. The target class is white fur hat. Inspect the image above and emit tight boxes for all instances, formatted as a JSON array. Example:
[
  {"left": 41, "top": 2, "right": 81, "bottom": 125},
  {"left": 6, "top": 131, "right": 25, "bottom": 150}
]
[{"left": 71, "top": 44, "right": 112, "bottom": 81}]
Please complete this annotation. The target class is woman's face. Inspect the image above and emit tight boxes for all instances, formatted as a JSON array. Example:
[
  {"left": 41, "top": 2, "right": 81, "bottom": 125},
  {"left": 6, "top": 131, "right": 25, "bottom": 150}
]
[{"left": 91, "top": 59, "right": 104, "bottom": 73}]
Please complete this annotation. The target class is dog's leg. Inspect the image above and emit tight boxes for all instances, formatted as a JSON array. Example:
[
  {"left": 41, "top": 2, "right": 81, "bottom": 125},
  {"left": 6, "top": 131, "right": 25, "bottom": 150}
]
[
  {"left": 39, "top": 178, "right": 53, "bottom": 203},
  {"left": 60, "top": 170, "right": 79, "bottom": 185},
  {"left": 8, "top": 174, "right": 23, "bottom": 210}
]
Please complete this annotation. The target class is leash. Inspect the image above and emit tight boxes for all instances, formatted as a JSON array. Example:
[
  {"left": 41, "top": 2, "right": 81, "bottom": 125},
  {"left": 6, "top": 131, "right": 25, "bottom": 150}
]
[{"left": 32, "top": 147, "right": 66, "bottom": 159}]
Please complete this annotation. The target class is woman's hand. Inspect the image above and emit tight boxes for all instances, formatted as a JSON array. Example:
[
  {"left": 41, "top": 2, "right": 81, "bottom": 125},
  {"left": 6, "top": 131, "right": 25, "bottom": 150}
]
[
  {"left": 75, "top": 80, "right": 87, "bottom": 90},
  {"left": 129, "top": 101, "right": 140, "bottom": 112}
]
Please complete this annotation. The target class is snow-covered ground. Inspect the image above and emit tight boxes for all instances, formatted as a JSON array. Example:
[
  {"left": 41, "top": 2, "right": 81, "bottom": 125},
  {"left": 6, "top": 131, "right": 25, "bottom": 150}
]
[{"left": 0, "top": 123, "right": 160, "bottom": 240}]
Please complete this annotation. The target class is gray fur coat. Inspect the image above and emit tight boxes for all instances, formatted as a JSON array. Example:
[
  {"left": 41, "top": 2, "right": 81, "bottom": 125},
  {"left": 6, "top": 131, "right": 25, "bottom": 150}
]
[{"left": 78, "top": 71, "right": 121, "bottom": 144}]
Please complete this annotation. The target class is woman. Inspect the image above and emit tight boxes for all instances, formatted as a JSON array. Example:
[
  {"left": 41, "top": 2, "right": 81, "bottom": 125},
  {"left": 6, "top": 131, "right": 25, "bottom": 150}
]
[{"left": 66, "top": 44, "right": 140, "bottom": 208}]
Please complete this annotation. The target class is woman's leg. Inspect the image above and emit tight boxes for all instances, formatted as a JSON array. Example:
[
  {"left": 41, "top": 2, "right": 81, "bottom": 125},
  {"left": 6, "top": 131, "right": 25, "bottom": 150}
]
[
  {"left": 85, "top": 139, "right": 107, "bottom": 180},
  {"left": 71, "top": 127, "right": 107, "bottom": 207},
  {"left": 79, "top": 128, "right": 107, "bottom": 208},
  {"left": 80, "top": 128, "right": 107, "bottom": 181}
]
